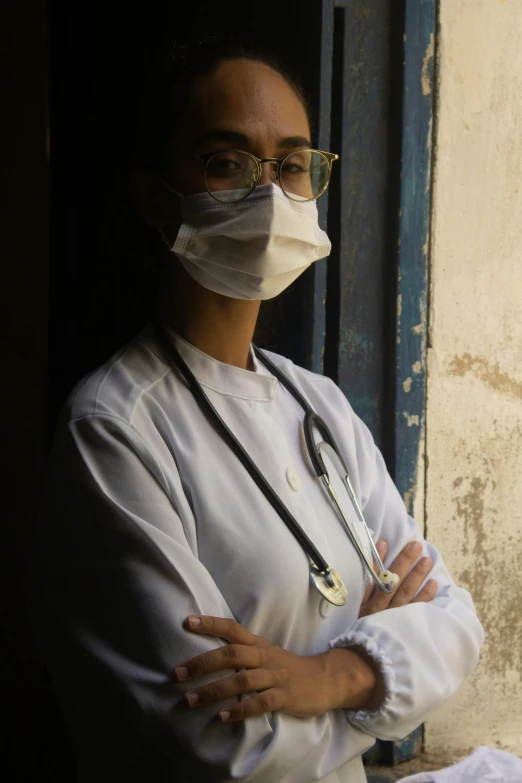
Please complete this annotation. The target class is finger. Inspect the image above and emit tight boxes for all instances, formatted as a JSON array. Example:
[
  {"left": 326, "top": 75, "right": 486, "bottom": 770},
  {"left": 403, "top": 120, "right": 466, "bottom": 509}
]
[
  {"left": 364, "top": 540, "right": 424, "bottom": 614},
  {"left": 360, "top": 581, "right": 374, "bottom": 606},
  {"left": 185, "top": 668, "right": 278, "bottom": 708},
  {"left": 173, "top": 644, "right": 264, "bottom": 682},
  {"left": 375, "top": 539, "right": 388, "bottom": 561},
  {"left": 183, "top": 615, "right": 261, "bottom": 646},
  {"left": 218, "top": 688, "right": 286, "bottom": 722},
  {"left": 411, "top": 578, "right": 438, "bottom": 603},
  {"left": 361, "top": 540, "right": 387, "bottom": 605},
  {"left": 388, "top": 540, "right": 424, "bottom": 578},
  {"left": 388, "top": 556, "right": 434, "bottom": 608}
]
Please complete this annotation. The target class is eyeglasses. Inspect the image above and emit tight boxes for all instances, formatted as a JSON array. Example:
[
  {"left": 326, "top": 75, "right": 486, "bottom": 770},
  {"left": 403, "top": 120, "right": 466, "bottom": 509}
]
[{"left": 181, "top": 148, "right": 339, "bottom": 204}]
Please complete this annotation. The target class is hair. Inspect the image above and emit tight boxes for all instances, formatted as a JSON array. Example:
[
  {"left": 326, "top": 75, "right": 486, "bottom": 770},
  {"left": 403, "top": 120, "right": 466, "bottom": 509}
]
[{"left": 131, "top": 35, "right": 311, "bottom": 174}]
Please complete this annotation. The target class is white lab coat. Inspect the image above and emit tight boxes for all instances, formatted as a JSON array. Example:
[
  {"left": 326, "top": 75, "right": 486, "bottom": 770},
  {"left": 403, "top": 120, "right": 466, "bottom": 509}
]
[{"left": 28, "top": 322, "right": 484, "bottom": 783}]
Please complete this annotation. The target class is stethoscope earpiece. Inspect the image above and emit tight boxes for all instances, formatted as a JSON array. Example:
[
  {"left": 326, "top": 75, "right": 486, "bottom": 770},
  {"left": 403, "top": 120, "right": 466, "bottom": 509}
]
[{"left": 379, "top": 570, "right": 400, "bottom": 586}]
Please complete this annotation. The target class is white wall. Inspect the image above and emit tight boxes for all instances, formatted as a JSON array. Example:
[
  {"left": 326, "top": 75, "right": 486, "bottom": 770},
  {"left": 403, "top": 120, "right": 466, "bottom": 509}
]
[{"left": 425, "top": 0, "right": 522, "bottom": 756}]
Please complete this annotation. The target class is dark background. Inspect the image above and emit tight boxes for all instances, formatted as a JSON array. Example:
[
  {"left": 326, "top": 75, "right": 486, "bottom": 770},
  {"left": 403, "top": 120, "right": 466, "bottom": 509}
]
[
  {"left": 47, "top": 1, "right": 327, "bottom": 438},
  {"left": 3, "top": 1, "right": 406, "bottom": 779}
]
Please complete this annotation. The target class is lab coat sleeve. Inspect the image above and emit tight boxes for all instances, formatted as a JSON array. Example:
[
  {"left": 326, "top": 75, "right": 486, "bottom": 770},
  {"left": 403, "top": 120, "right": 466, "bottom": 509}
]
[
  {"left": 29, "top": 413, "right": 373, "bottom": 782},
  {"left": 327, "top": 399, "right": 485, "bottom": 741}
]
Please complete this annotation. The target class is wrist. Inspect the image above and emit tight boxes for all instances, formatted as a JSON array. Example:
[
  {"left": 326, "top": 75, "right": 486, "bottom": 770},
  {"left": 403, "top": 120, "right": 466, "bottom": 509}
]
[{"left": 323, "top": 646, "right": 385, "bottom": 711}]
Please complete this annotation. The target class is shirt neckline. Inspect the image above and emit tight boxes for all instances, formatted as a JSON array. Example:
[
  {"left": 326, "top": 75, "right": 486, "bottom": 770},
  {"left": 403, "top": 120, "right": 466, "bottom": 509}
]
[{"left": 151, "top": 321, "right": 277, "bottom": 402}]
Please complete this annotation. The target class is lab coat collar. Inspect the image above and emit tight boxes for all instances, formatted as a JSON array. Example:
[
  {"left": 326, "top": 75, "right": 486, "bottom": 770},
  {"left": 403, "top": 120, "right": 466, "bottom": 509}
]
[{"left": 152, "top": 321, "right": 277, "bottom": 402}]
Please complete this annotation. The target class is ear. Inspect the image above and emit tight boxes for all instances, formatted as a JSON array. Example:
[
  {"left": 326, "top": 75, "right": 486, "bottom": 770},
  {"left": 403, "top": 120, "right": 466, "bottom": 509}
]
[{"left": 128, "top": 168, "right": 179, "bottom": 228}]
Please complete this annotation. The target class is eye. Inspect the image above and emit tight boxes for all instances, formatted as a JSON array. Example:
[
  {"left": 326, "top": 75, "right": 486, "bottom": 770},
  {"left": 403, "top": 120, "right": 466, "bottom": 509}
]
[
  {"left": 206, "top": 151, "right": 256, "bottom": 182},
  {"left": 208, "top": 155, "right": 243, "bottom": 174},
  {"left": 211, "top": 156, "right": 242, "bottom": 172},
  {"left": 282, "top": 161, "right": 308, "bottom": 175}
]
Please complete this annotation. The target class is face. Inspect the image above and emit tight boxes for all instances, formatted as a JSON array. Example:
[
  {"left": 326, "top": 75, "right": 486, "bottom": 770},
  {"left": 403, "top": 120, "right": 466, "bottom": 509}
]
[{"left": 133, "top": 58, "right": 312, "bottom": 238}]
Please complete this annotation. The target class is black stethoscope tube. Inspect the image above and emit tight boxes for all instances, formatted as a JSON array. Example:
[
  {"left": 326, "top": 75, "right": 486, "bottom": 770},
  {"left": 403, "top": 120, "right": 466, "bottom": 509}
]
[
  {"left": 252, "top": 347, "right": 350, "bottom": 480},
  {"left": 253, "top": 349, "right": 398, "bottom": 594},
  {"left": 152, "top": 320, "right": 332, "bottom": 576}
]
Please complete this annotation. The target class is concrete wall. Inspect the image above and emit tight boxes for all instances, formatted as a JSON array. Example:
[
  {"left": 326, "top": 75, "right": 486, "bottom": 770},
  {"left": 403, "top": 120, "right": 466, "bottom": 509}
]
[{"left": 424, "top": 0, "right": 522, "bottom": 756}]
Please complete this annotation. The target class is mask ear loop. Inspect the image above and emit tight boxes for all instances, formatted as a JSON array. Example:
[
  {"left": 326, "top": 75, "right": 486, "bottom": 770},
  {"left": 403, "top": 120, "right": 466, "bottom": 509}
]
[
  {"left": 155, "top": 175, "right": 185, "bottom": 200},
  {"left": 158, "top": 227, "right": 174, "bottom": 251},
  {"left": 154, "top": 176, "right": 185, "bottom": 251}
]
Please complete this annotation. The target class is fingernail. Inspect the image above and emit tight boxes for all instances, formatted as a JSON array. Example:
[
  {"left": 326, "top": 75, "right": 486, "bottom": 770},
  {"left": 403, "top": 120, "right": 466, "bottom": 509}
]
[
  {"left": 176, "top": 666, "right": 189, "bottom": 681},
  {"left": 407, "top": 541, "right": 422, "bottom": 555},
  {"left": 186, "top": 692, "right": 199, "bottom": 706},
  {"left": 188, "top": 616, "right": 202, "bottom": 628},
  {"left": 420, "top": 557, "right": 433, "bottom": 567},
  {"left": 427, "top": 579, "right": 438, "bottom": 589},
  {"left": 219, "top": 710, "right": 231, "bottom": 722}
]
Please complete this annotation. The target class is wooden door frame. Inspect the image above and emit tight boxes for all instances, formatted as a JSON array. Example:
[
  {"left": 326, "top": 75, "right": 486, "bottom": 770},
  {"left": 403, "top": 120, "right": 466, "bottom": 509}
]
[{"left": 313, "top": 0, "right": 437, "bottom": 768}]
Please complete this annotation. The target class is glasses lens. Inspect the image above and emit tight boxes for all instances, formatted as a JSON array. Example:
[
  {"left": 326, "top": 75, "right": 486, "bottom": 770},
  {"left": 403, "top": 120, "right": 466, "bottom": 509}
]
[
  {"left": 280, "top": 151, "right": 330, "bottom": 202},
  {"left": 205, "top": 151, "right": 258, "bottom": 203}
]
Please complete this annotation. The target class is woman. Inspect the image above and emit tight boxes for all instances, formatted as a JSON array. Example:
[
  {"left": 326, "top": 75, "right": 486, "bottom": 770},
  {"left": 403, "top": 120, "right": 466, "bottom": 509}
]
[{"left": 29, "top": 39, "right": 484, "bottom": 782}]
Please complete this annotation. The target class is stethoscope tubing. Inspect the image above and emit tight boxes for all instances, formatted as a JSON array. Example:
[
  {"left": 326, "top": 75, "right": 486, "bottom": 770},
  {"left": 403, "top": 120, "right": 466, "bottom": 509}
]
[
  {"left": 254, "top": 347, "right": 394, "bottom": 594},
  {"left": 152, "top": 320, "right": 394, "bottom": 595},
  {"left": 152, "top": 320, "right": 331, "bottom": 575}
]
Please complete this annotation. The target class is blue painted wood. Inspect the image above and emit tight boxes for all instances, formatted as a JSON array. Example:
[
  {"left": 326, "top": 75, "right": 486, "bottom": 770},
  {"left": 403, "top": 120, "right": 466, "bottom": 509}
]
[
  {"left": 331, "top": 0, "right": 396, "bottom": 450},
  {"left": 395, "top": 0, "right": 435, "bottom": 516},
  {"left": 309, "top": 0, "right": 335, "bottom": 375},
  {"left": 316, "top": 0, "right": 435, "bottom": 766},
  {"left": 372, "top": 0, "right": 435, "bottom": 766}
]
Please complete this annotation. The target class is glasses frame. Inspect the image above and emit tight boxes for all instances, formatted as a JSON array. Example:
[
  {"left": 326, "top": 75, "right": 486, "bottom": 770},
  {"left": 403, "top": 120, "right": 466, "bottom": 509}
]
[{"left": 180, "top": 148, "right": 339, "bottom": 203}]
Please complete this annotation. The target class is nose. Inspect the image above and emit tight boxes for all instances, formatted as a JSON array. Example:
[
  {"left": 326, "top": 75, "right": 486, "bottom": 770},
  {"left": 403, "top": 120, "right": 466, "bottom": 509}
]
[{"left": 258, "top": 161, "right": 277, "bottom": 187}]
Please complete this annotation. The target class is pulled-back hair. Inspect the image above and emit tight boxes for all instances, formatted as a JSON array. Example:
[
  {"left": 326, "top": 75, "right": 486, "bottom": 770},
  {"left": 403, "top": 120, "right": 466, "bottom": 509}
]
[{"left": 131, "top": 35, "right": 310, "bottom": 173}]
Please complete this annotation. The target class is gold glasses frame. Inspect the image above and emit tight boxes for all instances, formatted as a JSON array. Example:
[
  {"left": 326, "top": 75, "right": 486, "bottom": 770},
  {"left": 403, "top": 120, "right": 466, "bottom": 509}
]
[{"left": 181, "top": 148, "right": 340, "bottom": 203}]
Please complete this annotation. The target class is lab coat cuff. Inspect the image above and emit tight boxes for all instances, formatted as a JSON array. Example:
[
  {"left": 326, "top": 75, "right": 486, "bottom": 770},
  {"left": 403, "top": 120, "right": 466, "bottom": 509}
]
[{"left": 328, "top": 630, "right": 396, "bottom": 722}]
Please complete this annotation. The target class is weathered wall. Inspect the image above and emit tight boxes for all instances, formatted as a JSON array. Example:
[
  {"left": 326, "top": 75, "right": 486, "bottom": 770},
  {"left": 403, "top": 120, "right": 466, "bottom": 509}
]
[{"left": 425, "top": 0, "right": 522, "bottom": 756}]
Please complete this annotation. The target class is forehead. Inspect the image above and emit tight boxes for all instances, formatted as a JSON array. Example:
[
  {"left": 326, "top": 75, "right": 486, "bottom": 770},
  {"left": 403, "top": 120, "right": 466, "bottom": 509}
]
[{"left": 179, "top": 58, "right": 310, "bottom": 146}]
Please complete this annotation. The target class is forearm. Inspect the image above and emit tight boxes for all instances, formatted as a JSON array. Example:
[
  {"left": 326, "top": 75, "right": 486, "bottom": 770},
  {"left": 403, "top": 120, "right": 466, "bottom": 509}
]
[
  {"left": 323, "top": 646, "right": 386, "bottom": 712},
  {"left": 329, "top": 595, "right": 484, "bottom": 740}
]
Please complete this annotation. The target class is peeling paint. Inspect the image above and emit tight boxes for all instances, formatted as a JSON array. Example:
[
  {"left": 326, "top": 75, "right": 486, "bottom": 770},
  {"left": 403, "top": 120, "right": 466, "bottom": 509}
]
[
  {"left": 421, "top": 32, "right": 435, "bottom": 96},
  {"left": 426, "top": 114, "right": 433, "bottom": 156},
  {"left": 403, "top": 377, "right": 412, "bottom": 392},
  {"left": 412, "top": 361, "right": 422, "bottom": 373},
  {"left": 454, "top": 476, "right": 489, "bottom": 563},
  {"left": 454, "top": 472, "right": 521, "bottom": 680},
  {"left": 448, "top": 353, "right": 522, "bottom": 400},
  {"left": 403, "top": 486, "right": 417, "bottom": 514},
  {"left": 411, "top": 323, "right": 423, "bottom": 335},
  {"left": 403, "top": 412, "right": 420, "bottom": 427},
  {"left": 424, "top": 0, "right": 522, "bottom": 758}
]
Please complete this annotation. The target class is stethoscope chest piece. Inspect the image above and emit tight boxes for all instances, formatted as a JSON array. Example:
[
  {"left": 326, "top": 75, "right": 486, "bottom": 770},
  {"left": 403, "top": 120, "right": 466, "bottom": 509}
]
[
  {"left": 310, "top": 565, "right": 348, "bottom": 606},
  {"left": 152, "top": 322, "right": 399, "bottom": 609}
]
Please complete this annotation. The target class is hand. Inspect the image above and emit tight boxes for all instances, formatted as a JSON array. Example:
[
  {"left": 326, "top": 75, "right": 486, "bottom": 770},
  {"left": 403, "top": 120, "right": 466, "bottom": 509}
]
[
  {"left": 173, "top": 615, "right": 377, "bottom": 722},
  {"left": 359, "top": 539, "right": 438, "bottom": 618}
]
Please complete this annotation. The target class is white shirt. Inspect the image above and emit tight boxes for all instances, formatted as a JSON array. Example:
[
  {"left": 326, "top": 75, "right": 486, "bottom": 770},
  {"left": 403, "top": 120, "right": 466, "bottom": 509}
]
[{"left": 29, "top": 323, "right": 484, "bottom": 783}]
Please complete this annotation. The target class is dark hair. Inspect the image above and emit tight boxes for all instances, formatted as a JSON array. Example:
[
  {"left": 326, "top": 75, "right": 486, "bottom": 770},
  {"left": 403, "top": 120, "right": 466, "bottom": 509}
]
[{"left": 132, "top": 35, "right": 311, "bottom": 173}]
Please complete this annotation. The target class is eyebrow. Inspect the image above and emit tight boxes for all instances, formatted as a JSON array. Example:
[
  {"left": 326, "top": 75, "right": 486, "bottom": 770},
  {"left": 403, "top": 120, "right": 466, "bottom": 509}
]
[{"left": 195, "top": 129, "right": 313, "bottom": 150}]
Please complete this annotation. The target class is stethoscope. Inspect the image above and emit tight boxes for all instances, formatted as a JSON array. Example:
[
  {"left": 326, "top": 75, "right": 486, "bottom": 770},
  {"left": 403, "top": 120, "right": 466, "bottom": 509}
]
[{"left": 152, "top": 320, "right": 399, "bottom": 606}]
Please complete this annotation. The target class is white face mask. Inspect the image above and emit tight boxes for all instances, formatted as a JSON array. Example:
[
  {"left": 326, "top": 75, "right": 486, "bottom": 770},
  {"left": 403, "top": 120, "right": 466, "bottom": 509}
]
[{"left": 159, "top": 183, "right": 331, "bottom": 300}]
